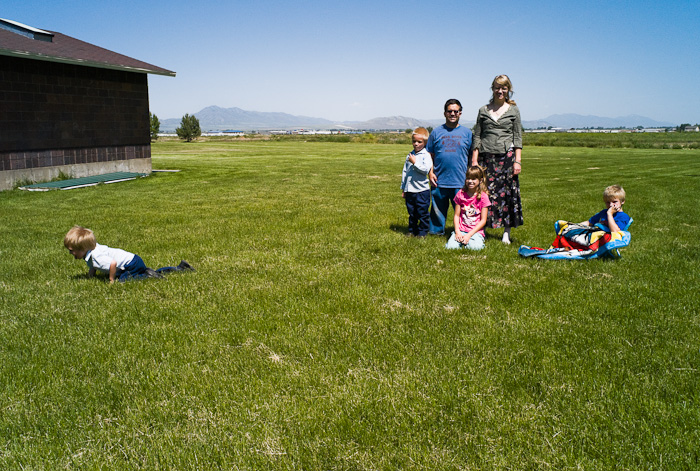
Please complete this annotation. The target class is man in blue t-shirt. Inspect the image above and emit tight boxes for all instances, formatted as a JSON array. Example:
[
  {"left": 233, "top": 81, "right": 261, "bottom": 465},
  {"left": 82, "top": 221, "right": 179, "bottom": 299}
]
[{"left": 426, "top": 99, "right": 473, "bottom": 235}]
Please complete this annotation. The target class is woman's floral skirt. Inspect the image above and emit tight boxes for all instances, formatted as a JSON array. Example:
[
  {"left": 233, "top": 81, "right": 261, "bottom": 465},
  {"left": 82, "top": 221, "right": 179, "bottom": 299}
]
[{"left": 480, "top": 150, "right": 523, "bottom": 229}]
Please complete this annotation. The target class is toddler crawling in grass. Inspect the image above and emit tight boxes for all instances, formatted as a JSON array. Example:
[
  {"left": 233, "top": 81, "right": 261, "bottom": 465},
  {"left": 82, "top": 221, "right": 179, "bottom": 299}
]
[{"left": 64, "top": 225, "right": 194, "bottom": 283}]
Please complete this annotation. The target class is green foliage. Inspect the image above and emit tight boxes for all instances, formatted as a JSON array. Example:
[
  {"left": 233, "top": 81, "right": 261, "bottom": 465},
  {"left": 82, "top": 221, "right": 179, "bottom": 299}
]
[
  {"left": 12, "top": 177, "right": 34, "bottom": 189},
  {"left": 149, "top": 112, "right": 160, "bottom": 141},
  {"left": 1, "top": 141, "right": 700, "bottom": 468},
  {"left": 51, "top": 170, "right": 72, "bottom": 182},
  {"left": 268, "top": 133, "right": 352, "bottom": 143},
  {"left": 354, "top": 132, "right": 377, "bottom": 143},
  {"left": 175, "top": 113, "right": 201, "bottom": 142},
  {"left": 267, "top": 133, "right": 411, "bottom": 145},
  {"left": 523, "top": 131, "right": 700, "bottom": 148}
]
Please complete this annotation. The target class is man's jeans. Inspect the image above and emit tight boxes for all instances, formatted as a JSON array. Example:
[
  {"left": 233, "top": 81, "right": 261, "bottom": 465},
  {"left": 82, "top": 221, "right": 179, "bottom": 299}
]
[{"left": 429, "top": 186, "right": 459, "bottom": 235}]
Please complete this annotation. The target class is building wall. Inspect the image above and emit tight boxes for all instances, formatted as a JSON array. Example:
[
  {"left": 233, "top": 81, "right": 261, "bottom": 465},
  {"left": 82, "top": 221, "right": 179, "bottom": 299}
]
[
  {"left": 0, "top": 146, "right": 151, "bottom": 190},
  {"left": 0, "top": 55, "right": 152, "bottom": 190}
]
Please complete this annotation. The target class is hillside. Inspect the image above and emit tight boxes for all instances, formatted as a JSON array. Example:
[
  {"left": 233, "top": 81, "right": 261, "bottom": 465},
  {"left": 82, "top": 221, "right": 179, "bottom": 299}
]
[{"left": 160, "top": 106, "right": 675, "bottom": 132}]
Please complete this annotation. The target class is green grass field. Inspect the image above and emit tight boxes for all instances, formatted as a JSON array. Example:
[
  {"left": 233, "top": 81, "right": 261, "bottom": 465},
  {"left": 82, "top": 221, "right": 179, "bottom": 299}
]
[
  {"left": 1, "top": 140, "right": 699, "bottom": 469},
  {"left": 202, "top": 130, "right": 700, "bottom": 149}
]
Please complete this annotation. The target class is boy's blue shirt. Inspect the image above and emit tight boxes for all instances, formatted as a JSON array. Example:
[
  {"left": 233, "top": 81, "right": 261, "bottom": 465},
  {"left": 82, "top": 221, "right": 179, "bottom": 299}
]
[{"left": 589, "top": 209, "right": 631, "bottom": 231}]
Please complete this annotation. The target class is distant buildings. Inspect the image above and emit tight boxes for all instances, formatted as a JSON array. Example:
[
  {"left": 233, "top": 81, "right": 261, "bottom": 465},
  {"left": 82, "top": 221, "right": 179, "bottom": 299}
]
[
  {"left": 524, "top": 127, "right": 678, "bottom": 134},
  {"left": 202, "top": 130, "right": 245, "bottom": 137},
  {"left": 268, "top": 129, "right": 359, "bottom": 135}
]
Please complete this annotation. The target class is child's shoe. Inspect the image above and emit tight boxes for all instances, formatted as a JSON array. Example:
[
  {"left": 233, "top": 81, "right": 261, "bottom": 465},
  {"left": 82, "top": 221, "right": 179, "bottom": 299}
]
[
  {"left": 178, "top": 260, "right": 196, "bottom": 271},
  {"left": 145, "top": 268, "right": 164, "bottom": 279}
]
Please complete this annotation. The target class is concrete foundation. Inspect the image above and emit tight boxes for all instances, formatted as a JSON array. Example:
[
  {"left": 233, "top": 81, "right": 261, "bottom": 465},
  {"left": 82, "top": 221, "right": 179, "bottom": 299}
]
[
  {"left": 1, "top": 158, "right": 151, "bottom": 191},
  {"left": 0, "top": 144, "right": 151, "bottom": 191}
]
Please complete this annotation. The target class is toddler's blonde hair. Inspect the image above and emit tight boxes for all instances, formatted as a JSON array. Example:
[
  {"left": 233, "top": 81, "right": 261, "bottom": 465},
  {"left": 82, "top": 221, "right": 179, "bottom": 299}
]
[
  {"left": 603, "top": 185, "right": 626, "bottom": 203},
  {"left": 63, "top": 225, "right": 97, "bottom": 251},
  {"left": 412, "top": 127, "right": 429, "bottom": 140}
]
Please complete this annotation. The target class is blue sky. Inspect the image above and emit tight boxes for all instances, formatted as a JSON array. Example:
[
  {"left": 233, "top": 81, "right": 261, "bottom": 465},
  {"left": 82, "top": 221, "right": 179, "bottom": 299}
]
[{"left": 5, "top": 0, "right": 699, "bottom": 124}]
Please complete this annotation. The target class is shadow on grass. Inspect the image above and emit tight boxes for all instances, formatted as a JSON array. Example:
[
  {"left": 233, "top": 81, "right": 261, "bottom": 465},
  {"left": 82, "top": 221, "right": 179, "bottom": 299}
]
[
  {"left": 388, "top": 223, "right": 451, "bottom": 240},
  {"left": 71, "top": 273, "right": 107, "bottom": 282},
  {"left": 389, "top": 223, "right": 411, "bottom": 236},
  {"left": 71, "top": 270, "right": 194, "bottom": 282}
]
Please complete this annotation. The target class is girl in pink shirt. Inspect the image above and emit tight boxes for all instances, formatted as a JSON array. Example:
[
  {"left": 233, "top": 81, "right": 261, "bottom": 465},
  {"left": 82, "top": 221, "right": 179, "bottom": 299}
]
[{"left": 445, "top": 166, "right": 491, "bottom": 250}]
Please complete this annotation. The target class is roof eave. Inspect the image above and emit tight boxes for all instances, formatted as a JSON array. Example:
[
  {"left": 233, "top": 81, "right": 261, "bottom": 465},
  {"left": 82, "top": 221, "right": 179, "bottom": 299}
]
[{"left": 0, "top": 48, "right": 176, "bottom": 77}]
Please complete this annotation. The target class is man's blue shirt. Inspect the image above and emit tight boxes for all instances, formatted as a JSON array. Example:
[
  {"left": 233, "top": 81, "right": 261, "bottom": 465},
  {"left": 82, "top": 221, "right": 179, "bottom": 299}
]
[{"left": 426, "top": 124, "right": 473, "bottom": 188}]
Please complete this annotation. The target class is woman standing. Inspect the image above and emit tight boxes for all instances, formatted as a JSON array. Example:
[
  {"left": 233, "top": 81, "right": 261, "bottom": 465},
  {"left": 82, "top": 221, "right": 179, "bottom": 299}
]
[{"left": 471, "top": 74, "right": 523, "bottom": 245}]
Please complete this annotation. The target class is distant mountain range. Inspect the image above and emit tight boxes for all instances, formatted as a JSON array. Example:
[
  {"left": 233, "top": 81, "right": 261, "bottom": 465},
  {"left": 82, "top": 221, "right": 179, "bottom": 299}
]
[
  {"left": 160, "top": 106, "right": 434, "bottom": 132},
  {"left": 160, "top": 106, "right": 675, "bottom": 132}
]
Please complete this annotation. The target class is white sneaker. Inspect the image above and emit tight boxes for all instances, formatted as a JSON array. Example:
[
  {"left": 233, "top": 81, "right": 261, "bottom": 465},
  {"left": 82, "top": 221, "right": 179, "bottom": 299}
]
[{"left": 502, "top": 233, "right": 511, "bottom": 245}]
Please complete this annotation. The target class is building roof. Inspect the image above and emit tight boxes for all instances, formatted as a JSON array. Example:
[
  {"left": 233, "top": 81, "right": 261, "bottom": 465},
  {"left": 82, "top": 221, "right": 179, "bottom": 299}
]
[{"left": 0, "top": 18, "right": 175, "bottom": 77}]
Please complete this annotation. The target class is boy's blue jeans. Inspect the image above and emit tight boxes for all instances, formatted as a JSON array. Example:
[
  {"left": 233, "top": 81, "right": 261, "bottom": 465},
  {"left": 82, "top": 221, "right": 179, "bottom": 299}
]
[
  {"left": 118, "top": 255, "right": 183, "bottom": 282},
  {"left": 405, "top": 190, "right": 430, "bottom": 236},
  {"left": 117, "top": 255, "right": 148, "bottom": 282},
  {"left": 429, "top": 187, "right": 459, "bottom": 235}
]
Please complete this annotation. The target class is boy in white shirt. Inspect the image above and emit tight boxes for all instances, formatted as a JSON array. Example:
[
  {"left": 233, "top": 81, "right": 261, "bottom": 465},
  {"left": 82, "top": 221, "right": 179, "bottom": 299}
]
[
  {"left": 64, "top": 226, "right": 194, "bottom": 283},
  {"left": 400, "top": 127, "right": 432, "bottom": 237}
]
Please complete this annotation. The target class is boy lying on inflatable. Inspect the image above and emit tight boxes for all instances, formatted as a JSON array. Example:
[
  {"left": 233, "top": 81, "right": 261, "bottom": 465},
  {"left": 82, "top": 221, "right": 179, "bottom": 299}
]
[{"left": 518, "top": 185, "right": 631, "bottom": 260}]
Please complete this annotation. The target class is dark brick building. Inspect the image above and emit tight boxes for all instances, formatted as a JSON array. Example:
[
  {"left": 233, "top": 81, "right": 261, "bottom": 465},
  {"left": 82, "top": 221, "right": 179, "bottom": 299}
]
[{"left": 0, "top": 18, "right": 175, "bottom": 190}]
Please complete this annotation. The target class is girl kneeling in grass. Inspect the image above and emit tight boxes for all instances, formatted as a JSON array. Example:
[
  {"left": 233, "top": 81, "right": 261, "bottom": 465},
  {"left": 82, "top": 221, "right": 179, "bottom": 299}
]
[{"left": 445, "top": 166, "right": 491, "bottom": 250}]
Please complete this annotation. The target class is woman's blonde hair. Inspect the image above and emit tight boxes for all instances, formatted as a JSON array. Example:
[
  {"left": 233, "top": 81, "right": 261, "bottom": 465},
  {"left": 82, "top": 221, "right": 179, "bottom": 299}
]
[
  {"left": 63, "top": 225, "right": 96, "bottom": 251},
  {"left": 490, "top": 74, "right": 516, "bottom": 105},
  {"left": 463, "top": 166, "right": 488, "bottom": 198}
]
